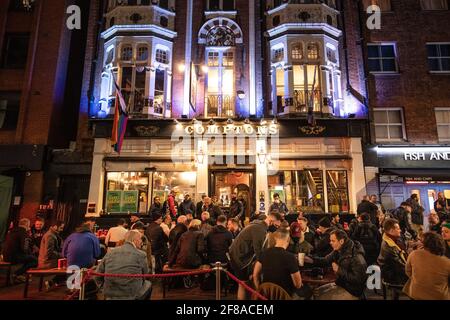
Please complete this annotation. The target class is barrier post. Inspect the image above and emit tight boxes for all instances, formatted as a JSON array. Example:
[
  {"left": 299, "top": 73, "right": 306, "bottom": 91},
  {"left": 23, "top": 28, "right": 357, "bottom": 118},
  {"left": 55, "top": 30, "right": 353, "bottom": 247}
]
[
  {"left": 79, "top": 268, "right": 87, "bottom": 301},
  {"left": 215, "top": 262, "right": 222, "bottom": 301}
]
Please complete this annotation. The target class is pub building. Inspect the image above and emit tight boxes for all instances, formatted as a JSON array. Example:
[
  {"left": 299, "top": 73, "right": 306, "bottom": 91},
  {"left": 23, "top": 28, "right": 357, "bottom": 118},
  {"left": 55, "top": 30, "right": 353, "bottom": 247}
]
[
  {"left": 85, "top": 0, "right": 370, "bottom": 222},
  {"left": 365, "top": 146, "right": 450, "bottom": 215}
]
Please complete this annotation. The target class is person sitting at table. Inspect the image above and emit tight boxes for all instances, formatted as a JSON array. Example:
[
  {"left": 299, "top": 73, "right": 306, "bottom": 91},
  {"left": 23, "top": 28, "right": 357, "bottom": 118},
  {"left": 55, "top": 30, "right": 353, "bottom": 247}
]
[
  {"left": 200, "top": 211, "right": 214, "bottom": 237},
  {"left": 95, "top": 230, "right": 152, "bottom": 300},
  {"left": 253, "top": 227, "right": 313, "bottom": 300},
  {"left": 130, "top": 213, "right": 143, "bottom": 230},
  {"left": 331, "top": 213, "right": 344, "bottom": 231},
  {"left": 377, "top": 218, "right": 409, "bottom": 287},
  {"left": 403, "top": 232, "right": 450, "bottom": 300},
  {"left": 38, "top": 220, "right": 65, "bottom": 290},
  {"left": 161, "top": 215, "right": 175, "bottom": 238},
  {"left": 206, "top": 215, "right": 233, "bottom": 264},
  {"left": 227, "top": 218, "right": 241, "bottom": 239},
  {"left": 313, "top": 217, "right": 335, "bottom": 257},
  {"left": 31, "top": 217, "right": 47, "bottom": 254},
  {"left": 308, "top": 229, "right": 367, "bottom": 300},
  {"left": 288, "top": 226, "right": 313, "bottom": 256},
  {"left": 169, "top": 219, "right": 205, "bottom": 268},
  {"left": 145, "top": 213, "right": 169, "bottom": 274},
  {"left": 133, "top": 223, "right": 154, "bottom": 274},
  {"left": 2, "top": 218, "right": 38, "bottom": 283},
  {"left": 292, "top": 216, "right": 315, "bottom": 246},
  {"left": 62, "top": 221, "right": 101, "bottom": 269},
  {"left": 105, "top": 218, "right": 128, "bottom": 249},
  {"left": 168, "top": 215, "right": 189, "bottom": 262},
  {"left": 350, "top": 213, "right": 381, "bottom": 266}
]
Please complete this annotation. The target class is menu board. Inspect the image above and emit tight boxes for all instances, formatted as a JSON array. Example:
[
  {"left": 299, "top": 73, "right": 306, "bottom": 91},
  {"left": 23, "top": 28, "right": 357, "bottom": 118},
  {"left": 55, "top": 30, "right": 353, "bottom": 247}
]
[{"left": 106, "top": 191, "right": 122, "bottom": 213}]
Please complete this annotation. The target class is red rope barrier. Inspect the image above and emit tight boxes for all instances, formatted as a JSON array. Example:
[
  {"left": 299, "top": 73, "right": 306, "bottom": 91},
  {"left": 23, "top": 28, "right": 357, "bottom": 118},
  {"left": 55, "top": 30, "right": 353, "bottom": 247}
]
[
  {"left": 88, "top": 268, "right": 212, "bottom": 279},
  {"left": 225, "top": 270, "right": 268, "bottom": 301}
]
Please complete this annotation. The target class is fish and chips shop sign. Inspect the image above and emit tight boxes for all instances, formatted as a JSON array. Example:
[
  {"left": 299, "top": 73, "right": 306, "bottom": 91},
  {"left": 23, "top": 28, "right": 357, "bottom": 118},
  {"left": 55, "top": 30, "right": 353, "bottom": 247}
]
[{"left": 377, "top": 147, "right": 450, "bottom": 168}]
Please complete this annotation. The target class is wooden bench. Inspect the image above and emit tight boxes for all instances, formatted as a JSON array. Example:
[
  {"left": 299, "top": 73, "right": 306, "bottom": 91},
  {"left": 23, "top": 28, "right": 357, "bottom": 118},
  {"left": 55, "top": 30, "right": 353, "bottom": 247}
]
[
  {"left": 161, "top": 264, "right": 211, "bottom": 298},
  {"left": 23, "top": 268, "right": 70, "bottom": 298},
  {"left": 0, "top": 262, "right": 12, "bottom": 287}
]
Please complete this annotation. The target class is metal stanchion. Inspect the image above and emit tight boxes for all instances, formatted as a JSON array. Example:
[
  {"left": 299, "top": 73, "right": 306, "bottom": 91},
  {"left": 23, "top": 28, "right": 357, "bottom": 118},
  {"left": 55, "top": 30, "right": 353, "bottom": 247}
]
[
  {"left": 79, "top": 268, "right": 87, "bottom": 301},
  {"left": 215, "top": 262, "right": 222, "bottom": 301}
]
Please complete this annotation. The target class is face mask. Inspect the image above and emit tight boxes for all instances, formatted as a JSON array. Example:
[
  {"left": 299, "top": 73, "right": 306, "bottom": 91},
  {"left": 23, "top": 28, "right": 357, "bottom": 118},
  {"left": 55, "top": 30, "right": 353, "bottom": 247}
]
[
  {"left": 268, "top": 225, "right": 278, "bottom": 233},
  {"left": 274, "top": 199, "right": 280, "bottom": 204}
]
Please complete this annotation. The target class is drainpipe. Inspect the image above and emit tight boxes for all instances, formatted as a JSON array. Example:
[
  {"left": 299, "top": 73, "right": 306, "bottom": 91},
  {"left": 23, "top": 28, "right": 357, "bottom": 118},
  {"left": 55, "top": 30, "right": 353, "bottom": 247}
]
[{"left": 87, "top": 0, "right": 107, "bottom": 119}]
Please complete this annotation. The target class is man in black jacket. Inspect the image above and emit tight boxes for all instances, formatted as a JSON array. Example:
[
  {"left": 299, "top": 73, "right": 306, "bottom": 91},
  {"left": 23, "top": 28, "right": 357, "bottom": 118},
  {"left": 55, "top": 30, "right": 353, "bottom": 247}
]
[
  {"left": 145, "top": 213, "right": 168, "bottom": 273},
  {"left": 178, "top": 193, "right": 196, "bottom": 217},
  {"left": 2, "top": 218, "right": 37, "bottom": 282},
  {"left": 169, "top": 219, "right": 205, "bottom": 268},
  {"left": 168, "top": 215, "right": 189, "bottom": 263},
  {"left": 357, "top": 195, "right": 379, "bottom": 226},
  {"left": 149, "top": 196, "right": 162, "bottom": 220},
  {"left": 350, "top": 213, "right": 381, "bottom": 266},
  {"left": 203, "top": 197, "right": 223, "bottom": 222},
  {"left": 313, "top": 217, "right": 335, "bottom": 257},
  {"left": 206, "top": 215, "right": 233, "bottom": 264},
  {"left": 393, "top": 202, "right": 417, "bottom": 240},
  {"left": 229, "top": 212, "right": 282, "bottom": 300},
  {"left": 229, "top": 193, "right": 244, "bottom": 220},
  {"left": 405, "top": 194, "right": 424, "bottom": 233},
  {"left": 196, "top": 194, "right": 207, "bottom": 219},
  {"left": 311, "top": 229, "right": 368, "bottom": 300}
]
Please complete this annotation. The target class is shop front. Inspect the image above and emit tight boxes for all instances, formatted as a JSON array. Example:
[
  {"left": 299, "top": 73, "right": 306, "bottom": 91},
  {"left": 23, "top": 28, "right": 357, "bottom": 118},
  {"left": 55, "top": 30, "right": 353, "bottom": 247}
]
[
  {"left": 365, "top": 146, "right": 450, "bottom": 213},
  {"left": 87, "top": 118, "right": 367, "bottom": 218}
]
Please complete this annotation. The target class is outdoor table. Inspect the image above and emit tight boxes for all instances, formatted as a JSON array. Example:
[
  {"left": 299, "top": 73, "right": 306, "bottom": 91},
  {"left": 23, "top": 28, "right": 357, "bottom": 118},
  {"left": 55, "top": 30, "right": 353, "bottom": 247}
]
[
  {"left": 24, "top": 268, "right": 70, "bottom": 298},
  {"left": 300, "top": 270, "right": 336, "bottom": 287},
  {"left": 0, "top": 261, "right": 12, "bottom": 287}
]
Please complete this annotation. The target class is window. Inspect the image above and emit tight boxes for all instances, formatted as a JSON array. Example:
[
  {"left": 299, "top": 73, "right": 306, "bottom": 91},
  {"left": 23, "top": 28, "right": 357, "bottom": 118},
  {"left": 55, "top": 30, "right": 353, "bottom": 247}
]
[
  {"left": 427, "top": 43, "right": 450, "bottom": 72},
  {"left": 362, "top": 0, "right": 392, "bottom": 11},
  {"left": 435, "top": 108, "right": 450, "bottom": 141},
  {"left": 327, "top": 171, "right": 349, "bottom": 213},
  {"left": 367, "top": 43, "right": 397, "bottom": 72},
  {"left": 420, "top": 0, "right": 448, "bottom": 10},
  {"left": 0, "top": 92, "right": 20, "bottom": 130},
  {"left": 268, "top": 170, "right": 326, "bottom": 213},
  {"left": 291, "top": 43, "right": 303, "bottom": 60},
  {"left": 1, "top": 33, "right": 30, "bottom": 69},
  {"left": 272, "top": 48, "right": 284, "bottom": 63},
  {"left": 155, "top": 49, "right": 169, "bottom": 64},
  {"left": 208, "top": 0, "right": 234, "bottom": 11},
  {"left": 154, "top": 69, "right": 166, "bottom": 114},
  {"left": 307, "top": 43, "right": 319, "bottom": 60},
  {"left": 121, "top": 45, "right": 133, "bottom": 61},
  {"left": 373, "top": 108, "right": 405, "bottom": 141},
  {"left": 137, "top": 46, "right": 149, "bottom": 61},
  {"left": 326, "top": 47, "right": 337, "bottom": 63},
  {"left": 206, "top": 50, "right": 235, "bottom": 117},
  {"left": 293, "top": 65, "right": 321, "bottom": 112}
]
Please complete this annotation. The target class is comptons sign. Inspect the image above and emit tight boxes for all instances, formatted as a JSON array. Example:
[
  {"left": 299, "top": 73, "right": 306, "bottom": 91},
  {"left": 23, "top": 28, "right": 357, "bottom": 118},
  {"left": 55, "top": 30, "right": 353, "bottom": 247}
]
[
  {"left": 404, "top": 151, "right": 450, "bottom": 161},
  {"left": 184, "top": 123, "right": 279, "bottom": 136}
]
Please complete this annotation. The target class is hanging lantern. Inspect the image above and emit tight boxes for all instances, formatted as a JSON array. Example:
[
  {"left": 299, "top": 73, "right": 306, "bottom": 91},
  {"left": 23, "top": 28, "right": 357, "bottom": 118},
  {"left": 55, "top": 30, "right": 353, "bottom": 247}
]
[{"left": 23, "top": 0, "right": 35, "bottom": 10}]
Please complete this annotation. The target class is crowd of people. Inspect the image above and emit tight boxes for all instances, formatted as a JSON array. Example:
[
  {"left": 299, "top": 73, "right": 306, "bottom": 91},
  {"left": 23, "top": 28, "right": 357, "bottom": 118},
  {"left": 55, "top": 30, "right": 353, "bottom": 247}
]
[{"left": 0, "top": 191, "right": 449, "bottom": 300}]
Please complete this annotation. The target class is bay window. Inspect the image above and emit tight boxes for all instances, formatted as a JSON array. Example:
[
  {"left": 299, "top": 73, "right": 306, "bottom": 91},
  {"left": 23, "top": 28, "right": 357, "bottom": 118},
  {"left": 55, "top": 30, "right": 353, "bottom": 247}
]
[{"left": 293, "top": 65, "right": 321, "bottom": 113}]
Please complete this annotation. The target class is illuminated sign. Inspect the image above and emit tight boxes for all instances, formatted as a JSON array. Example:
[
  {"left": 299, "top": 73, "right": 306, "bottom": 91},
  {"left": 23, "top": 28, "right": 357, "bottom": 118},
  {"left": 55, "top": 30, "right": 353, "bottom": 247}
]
[{"left": 184, "top": 123, "right": 279, "bottom": 136}]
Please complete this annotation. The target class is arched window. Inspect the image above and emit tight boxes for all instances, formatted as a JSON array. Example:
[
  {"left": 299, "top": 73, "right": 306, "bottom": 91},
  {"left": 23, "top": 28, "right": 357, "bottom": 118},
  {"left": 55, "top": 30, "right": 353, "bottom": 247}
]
[
  {"left": 272, "top": 47, "right": 284, "bottom": 63},
  {"left": 307, "top": 43, "right": 319, "bottom": 60},
  {"left": 206, "top": 26, "right": 235, "bottom": 46},
  {"left": 292, "top": 43, "right": 303, "bottom": 60},
  {"left": 137, "top": 46, "right": 148, "bottom": 61},
  {"left": 121, "top": 45, "right": 133, "bottom": 61}
]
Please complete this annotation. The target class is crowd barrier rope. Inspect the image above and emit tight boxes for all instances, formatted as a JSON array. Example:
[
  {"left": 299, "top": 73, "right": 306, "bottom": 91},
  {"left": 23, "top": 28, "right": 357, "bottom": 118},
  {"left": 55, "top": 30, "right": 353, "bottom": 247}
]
[{"left": 74, "top": 263, "right": 268, "bottom": 301}]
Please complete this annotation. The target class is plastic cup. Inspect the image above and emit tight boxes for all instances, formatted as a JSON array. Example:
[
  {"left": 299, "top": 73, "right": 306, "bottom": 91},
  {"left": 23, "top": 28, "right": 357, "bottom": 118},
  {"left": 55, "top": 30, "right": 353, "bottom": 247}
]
[{"left": 298, "top": 253, "right": 305, "bottom": 267}]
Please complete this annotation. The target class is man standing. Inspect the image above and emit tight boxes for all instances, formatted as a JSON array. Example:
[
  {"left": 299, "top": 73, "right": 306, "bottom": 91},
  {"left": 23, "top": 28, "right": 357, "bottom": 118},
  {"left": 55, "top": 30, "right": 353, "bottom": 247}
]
[
  {"left": 229, "top": 193, "right": 244, "bottom": 220},
  {"left": 350, "top": 213, "right": 381, "bottom": 266},
  {"left": 130, "top": 213, "right": 143, "bottom": 230},
  {"left": 145, "top": 213, "right": 169, "bottom": 273},
  {"left": 206, "top": 215, "right": 233, "bottom": 264},
  {"left": 95, "top": 230, "right": 152, "bottom": 300},
  {"left": 196, "top": 194, "right": 207, "bottom": 219},
  {"left": 178, "top": 193, "right": 196, "bottom": 217},
  {"left": 310, "top": 230, "right": 367, "bottom": 300},
  {"left": 149, "top": 196, "right": 163, "bottom": 220},
  {"left": 269, "top": 193, "right": 288, "bottom": 216},
  {"left": 229, "top": 212, "right": 282, "bottom": 300},
  {"left": 2, "top": 218, "right": 38, "bottom": 283},
  {"left": 203, "top": 197, "right": 223, "bottom": 222},
  {"left": 393, "top": 202, "right": 417, "bottom": 240},
  {"left": 406, "top": 194, "right": 425, "bottom": 233},
  {"left": 434, "top": 192, "right": 449, "bottom": 221},
  {"left": 357, "top": 195, "right": 379, "bottom": 225},
  {"left": 163, "top": 190, "right": 178, "bottom": 219}
]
